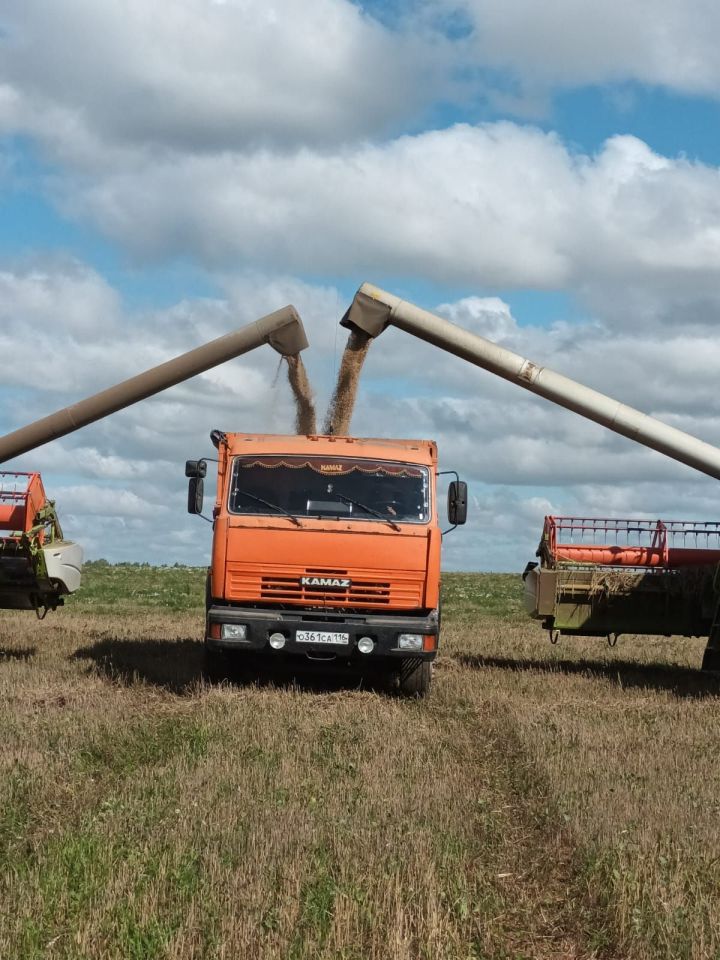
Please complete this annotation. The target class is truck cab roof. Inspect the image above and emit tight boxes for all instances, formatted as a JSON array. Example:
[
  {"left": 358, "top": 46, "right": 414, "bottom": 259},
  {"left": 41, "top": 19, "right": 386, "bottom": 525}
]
[{"left": 222, "top": 433, "right": 437, "bottom": 466}]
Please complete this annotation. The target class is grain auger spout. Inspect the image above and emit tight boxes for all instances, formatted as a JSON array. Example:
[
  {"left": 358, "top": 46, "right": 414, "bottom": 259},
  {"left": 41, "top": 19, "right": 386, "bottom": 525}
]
[
  {"left": 341, "top": 282, "right": 720, "bottom": 481},
  {"left": 0, "top": 305, "right": 309, "bottom": 464},
  {"left": 0, "top": 305, "right": 308, "bottom": 614}
]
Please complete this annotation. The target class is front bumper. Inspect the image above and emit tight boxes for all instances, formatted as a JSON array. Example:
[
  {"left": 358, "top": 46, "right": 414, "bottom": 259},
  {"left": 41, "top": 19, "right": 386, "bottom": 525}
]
[{"left": 206, "top": 604, "right": 438, "bottom": 660}]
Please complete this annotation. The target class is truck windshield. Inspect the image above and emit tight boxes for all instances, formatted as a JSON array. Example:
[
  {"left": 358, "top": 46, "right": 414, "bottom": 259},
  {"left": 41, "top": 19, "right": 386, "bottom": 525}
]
[{"left": 228, "top": 455, "right": 430, "bottom": 524}]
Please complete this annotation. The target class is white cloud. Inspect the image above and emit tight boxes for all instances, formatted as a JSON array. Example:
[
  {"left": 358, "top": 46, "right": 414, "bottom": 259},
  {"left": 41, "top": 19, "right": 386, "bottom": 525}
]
[
  {"left": 56, "top": 124, "right": 571, "bottom": 283},
  {"left": 2, "top": 0, "right": 719, "bottom": 168},
  {"left": 0, "top": 0, "right": 445, "bottom": 159},
  {"left": 449, "top": 0, "right": 720, "bottom": 98},
  {"left": 0, "top": 259, "right": 122, "bottom": 339},
  {"left": 40, "top": 127, "right": 720, "bottom": 304},
  {"left": 435, "top": 296, "right": 517, "bottom": 342},
  {"left": 58, "top": 484, "right": 162, "bottom": 519},
  {"left": 2, "top": 4, "right": 719, "bottom": 316}
]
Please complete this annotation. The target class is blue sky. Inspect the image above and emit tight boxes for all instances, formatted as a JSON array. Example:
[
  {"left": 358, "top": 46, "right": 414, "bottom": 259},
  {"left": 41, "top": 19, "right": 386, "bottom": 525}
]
[{"left": 1, "top": 0, "right": 720, "bottom": 569}]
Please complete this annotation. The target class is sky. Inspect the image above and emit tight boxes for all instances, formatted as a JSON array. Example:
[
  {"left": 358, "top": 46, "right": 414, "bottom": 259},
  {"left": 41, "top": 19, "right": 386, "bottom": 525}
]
[{"left": 1, "top": 0, "right": 720, "bottom": 571}]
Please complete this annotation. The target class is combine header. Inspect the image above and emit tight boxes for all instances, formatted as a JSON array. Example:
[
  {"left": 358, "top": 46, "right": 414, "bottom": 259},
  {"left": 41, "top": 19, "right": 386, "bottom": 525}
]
[
  {"left": 523, "top": 516, "right": 720, "bottom": 643},
  {"left": 0, "top": 472, "right": 82, "bottom": 614}
]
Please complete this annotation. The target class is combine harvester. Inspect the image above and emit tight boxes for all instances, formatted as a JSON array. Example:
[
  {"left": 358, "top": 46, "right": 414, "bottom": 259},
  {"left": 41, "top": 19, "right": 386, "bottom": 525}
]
[
  {"left": 340, "top": 283, "right": 720, "bottom": 672},
  {"left": 0, "top": 471, "right": 81, "bottom": 615},
  {"left": 0, "top": 305, "right": 309, "bottom": 615}
]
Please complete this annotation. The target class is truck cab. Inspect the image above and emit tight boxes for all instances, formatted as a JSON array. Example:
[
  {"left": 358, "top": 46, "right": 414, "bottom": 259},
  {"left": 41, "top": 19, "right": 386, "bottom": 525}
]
[{"left": 187, "top": 432, "right": 466, "bottom": 696}]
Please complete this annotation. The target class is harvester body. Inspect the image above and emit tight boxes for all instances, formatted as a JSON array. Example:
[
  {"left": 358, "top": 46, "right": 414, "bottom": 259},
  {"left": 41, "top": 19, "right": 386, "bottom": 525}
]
[{"left": 0, "top": 471, "right": 82, "bottom": 612}]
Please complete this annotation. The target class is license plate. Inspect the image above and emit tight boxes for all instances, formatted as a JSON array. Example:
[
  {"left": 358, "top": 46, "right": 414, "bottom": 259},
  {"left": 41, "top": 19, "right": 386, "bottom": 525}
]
[{"left": 296, "top": 630, "right": 349, "bottom": 645}]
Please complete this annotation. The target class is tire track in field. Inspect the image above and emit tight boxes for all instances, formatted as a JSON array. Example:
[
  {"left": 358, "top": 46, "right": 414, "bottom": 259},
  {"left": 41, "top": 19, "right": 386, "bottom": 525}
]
[{"left": 438, "top": 662, "right": 615, "bottom": 958}]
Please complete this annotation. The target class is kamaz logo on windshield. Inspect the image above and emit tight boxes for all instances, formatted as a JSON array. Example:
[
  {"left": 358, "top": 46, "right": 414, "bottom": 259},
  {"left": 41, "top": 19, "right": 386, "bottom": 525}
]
[{"left": 300, "top": 576, "right": 351, "bottom": 590}]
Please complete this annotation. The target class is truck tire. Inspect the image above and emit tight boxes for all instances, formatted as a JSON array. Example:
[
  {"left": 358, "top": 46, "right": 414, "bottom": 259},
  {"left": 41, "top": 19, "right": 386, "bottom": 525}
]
[{"left": 398, "top": 658, "right": 432, "bottom": 698}]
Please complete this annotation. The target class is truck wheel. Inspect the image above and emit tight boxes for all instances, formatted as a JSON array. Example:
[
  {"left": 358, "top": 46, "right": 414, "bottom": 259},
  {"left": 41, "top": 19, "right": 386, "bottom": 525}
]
[
  {"left": 202, "top": 645, "right": 227, "bottom": 683},
  {"left": 398, "top": 658, "right": 432, "bottom": 698}
]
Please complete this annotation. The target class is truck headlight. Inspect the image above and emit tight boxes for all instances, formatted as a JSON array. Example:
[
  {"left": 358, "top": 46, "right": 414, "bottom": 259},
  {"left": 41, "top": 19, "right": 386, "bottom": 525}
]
[
  {"left": 221, "top": 623, "right": 247, "bottom": 640},
  {"left": 397, "top": 633, "right": 423, "bottom": 651}
]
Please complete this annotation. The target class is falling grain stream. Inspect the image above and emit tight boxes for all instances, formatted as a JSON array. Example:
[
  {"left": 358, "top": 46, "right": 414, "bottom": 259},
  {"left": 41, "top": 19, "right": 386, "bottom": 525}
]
[
  {"left": 285, "top": 354, "right": 317, "bottom": 435},
  {"left": 323, "top": 328, "right": 372, "bottom": 436},
  {"left": 284, "top": 327, "right": 373, "bottom": 437}
]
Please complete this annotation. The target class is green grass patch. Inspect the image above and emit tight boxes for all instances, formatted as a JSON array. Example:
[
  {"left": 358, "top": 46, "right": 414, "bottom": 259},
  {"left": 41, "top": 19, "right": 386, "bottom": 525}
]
[
  {"left": 0, "top": 768, "right": 34, "bottom": 871},
  {"left": 442, "top": 572, "right": 525, "bottom": 620},
  {"left": 290, "top": 845, "right": 339, "bottom": 957},
  {"left": 78, "top": 717, "right": 210, "bottom": 778},
  {"left": 582, "top": 841, "right": 720, "bottom": 960},
  {"left": 15, "top": 826, "right": 116, "bottom": 957},
  {"left": 67, "top": 561, "right": 206, "bottom": 612},
  {"left": 109, "top": 848, "right": 206, "bottom": 960}
]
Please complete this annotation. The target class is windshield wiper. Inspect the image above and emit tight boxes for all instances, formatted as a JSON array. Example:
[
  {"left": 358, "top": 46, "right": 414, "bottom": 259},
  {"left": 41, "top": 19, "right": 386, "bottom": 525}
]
[
  {"left": 337, "top": 494, "right": 401, "bottom": 532},
  {"left": 232, "top": 489, "right": 302, "bottom": 527}
]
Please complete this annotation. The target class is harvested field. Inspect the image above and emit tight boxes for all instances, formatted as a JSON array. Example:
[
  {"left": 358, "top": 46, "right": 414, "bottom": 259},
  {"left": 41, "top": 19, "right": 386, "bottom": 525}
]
[{"left": 1, "top": 565, "right": 719, "bottom": 959}]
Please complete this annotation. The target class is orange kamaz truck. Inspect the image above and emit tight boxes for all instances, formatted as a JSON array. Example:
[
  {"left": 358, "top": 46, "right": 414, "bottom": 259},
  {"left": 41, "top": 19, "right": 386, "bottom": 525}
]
[{"left": 186, "top": 431, "right": 467, "bottom": 696}]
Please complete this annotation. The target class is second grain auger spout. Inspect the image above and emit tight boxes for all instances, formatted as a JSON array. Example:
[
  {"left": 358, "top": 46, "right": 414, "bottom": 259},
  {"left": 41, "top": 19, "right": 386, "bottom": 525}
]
[{"left": 341, "top": 282, "right": 720, "bottom": 481}]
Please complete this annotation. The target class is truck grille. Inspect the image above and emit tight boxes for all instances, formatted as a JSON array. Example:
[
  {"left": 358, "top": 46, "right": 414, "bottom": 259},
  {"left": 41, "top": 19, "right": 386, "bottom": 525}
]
[
  {"left": 227, "top": 565, "right": 423, "bottom": 609},
  {"left": 261, "top": 574, "right": 390, "bottom": 605}
]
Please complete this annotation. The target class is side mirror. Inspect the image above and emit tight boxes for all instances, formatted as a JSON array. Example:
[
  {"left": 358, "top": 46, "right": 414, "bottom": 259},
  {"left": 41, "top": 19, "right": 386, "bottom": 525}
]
[
  {"left": 185, "top": 459, "right": 207, "bottom": 478},
  {"left": 447, "top": 481, "right": 468, "bottom": 526},
  {"left": 188, "top": 477, "right": 204, "bottom": 515}
]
